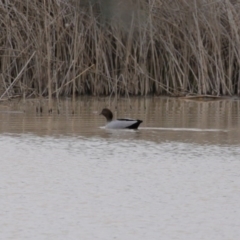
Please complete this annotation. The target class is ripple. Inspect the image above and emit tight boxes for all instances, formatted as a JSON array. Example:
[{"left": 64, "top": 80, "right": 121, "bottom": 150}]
[
  {"left": 140, "top": 127, "right": 228, "bottom": 132},
  {"left": 1, "top": 134, "right": 240, "bottom": 240}
]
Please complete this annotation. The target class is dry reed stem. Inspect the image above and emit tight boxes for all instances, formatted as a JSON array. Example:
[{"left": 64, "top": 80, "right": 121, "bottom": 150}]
[
  {"left": 0, "top": 0, "right": 240, "bottom": 97},
  {"left": 0, "top": 51, "right": 36, "bottom": 100}
]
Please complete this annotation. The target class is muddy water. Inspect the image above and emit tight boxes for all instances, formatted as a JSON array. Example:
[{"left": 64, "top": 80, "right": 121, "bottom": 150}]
[{"left": 0, "top": 97, "right": 240, "bottom": 240}]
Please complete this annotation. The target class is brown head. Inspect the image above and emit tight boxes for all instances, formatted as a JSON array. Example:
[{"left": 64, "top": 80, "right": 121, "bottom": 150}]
[{"left": 100, "top": 108, "right": 113, "bottom": 122}]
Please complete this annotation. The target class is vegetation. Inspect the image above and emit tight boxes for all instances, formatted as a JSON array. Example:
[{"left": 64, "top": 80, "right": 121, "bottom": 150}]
[{"left": 0, "top": 0, "right": 240, "bottom": 100}]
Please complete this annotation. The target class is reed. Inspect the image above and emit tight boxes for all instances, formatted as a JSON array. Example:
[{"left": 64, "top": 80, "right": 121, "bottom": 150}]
[{"left": 0, "top": 0, "right": 239, "bottom": 98}]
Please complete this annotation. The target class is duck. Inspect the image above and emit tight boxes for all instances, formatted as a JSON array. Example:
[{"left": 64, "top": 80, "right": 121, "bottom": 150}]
[{"left": 100, "top": 108, "right": 143, "bottom": 129}]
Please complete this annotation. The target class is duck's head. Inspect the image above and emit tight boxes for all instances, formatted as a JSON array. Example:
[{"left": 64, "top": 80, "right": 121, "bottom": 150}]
[{"left": 100, "top": 108, "right": 113, "bottom": 122}]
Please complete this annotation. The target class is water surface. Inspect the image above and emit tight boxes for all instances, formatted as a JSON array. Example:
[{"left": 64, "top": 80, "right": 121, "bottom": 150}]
[{"left": 0, "top": 97, "right": 240, "bottom": 240}]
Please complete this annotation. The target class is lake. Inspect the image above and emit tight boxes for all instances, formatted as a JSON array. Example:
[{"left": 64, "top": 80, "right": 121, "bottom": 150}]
[{"left": 0, "top": 97, "right": 240, "bottom": 240}]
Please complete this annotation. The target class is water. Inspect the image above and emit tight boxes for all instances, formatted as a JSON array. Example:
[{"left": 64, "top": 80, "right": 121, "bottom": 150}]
[{"left": 0, "top": 97, "right": 240, "bottom": 240}]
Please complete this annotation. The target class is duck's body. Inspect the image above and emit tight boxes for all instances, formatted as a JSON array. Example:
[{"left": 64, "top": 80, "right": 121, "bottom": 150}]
[
  {"left": 105, "top": 118, "right": 143, "bottom": 129},
  {"left": 100, "top": 108, "right": 143, "bottom": 129}
]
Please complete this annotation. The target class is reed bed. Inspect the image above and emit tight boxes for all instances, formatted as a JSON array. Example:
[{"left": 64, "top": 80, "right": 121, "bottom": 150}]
[{"left": 0, "top": 0, "right": 240, "bottom": 99}]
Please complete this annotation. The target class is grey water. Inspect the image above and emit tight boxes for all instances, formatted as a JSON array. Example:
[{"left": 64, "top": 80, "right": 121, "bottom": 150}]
[{"left": 0, "top": 97, "right": 240, "bottom": 240}]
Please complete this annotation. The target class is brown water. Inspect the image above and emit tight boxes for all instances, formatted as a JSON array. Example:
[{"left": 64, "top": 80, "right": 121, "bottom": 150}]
[
  {"left": 0, "top": 97, "right": 240, "bottom": 240},
  {"left": 1, "top": 97, "right": 240, "bottom": 144}
]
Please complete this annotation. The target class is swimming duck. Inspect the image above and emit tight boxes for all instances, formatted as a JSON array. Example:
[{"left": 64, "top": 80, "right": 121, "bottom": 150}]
[{"left": 100, "top": 108, "right": 143, "bottom": 129}]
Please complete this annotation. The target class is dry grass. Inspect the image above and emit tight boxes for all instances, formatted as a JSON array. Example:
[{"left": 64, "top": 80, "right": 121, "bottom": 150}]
[{"left": 0, "top": 0, "right": 240, "bottom": 99}]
